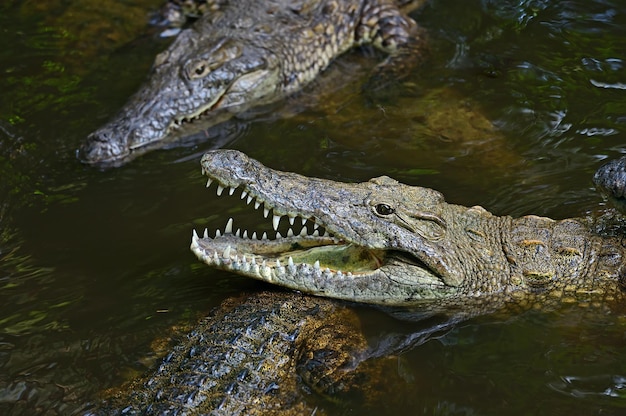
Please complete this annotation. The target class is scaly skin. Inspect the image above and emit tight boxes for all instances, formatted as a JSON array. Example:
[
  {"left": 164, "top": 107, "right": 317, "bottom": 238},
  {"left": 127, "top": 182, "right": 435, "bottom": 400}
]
[
  {"left": 79, "top": 0, "right": 427, "bottom": 166},
  {"left": 191, "top": 150, "right": 626, "bottom": 316},
  {"left": 87, "top": 291, "right": 398, "bottom": 415}
]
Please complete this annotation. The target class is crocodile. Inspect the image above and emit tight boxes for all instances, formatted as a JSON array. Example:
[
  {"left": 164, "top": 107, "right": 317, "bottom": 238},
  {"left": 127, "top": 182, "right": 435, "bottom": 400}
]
[
  {"left": 79, "top": 0, "right": 427, "bottom": 166},
  {"left": 191, "top": 150, "right": 626, "bottom": 316},
  {"left": 87, "top": 290, "right": 446, "bottom": 415},
  {"left": 88, "top": 153, "right": 626, "bottom": 414}
]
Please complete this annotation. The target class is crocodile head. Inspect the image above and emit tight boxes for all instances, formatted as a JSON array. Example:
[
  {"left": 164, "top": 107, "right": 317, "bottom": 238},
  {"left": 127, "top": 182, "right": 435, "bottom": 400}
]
[
  {"left": 79, "top": 27, "right": 280, "bottom": 166},
  {"left": 191, "top": 150, "right": 509, "bottom": 307}
]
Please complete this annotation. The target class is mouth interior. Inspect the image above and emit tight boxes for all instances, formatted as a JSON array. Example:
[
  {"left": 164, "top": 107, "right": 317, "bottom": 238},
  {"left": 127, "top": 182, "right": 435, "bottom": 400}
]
[{"left": 191, "top": 175, "right": 390, "bottom": 276}]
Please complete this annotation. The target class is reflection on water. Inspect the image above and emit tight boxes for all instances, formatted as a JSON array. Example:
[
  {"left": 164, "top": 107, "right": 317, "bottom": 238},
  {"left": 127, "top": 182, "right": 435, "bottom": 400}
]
[{"left": 2, "top": 0, "right": 626, "bottom": 414}]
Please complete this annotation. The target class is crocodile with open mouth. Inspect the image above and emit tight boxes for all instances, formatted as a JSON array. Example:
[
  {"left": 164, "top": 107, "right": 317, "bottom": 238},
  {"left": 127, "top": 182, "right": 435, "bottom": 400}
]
[
  {"left": 79, "top": 0, "right": 427, "bottom": 166},
  {"left": 89, "top": 152, "right": 626, "bottom": 414},
  {"left": 191, "top": 150, "right": 626, "bottom": 316}
]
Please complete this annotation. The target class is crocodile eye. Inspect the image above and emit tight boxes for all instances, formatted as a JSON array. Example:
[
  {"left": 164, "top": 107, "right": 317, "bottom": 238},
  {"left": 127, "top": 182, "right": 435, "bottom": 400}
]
[
  {"left": 188, "top": 60, "right": 212, "bottom": 79},
  {"left": 374, "top": 203, "right": 395, "bottom": 216}
]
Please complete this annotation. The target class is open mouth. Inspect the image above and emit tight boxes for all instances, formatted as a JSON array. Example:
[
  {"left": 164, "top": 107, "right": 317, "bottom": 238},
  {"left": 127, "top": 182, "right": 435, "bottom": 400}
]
[
  {"left": 190, "top": 176, "right": 387, "bottom": 282},
  {"left": 190, "top": 150, "right": 453, "bottom": 305}
]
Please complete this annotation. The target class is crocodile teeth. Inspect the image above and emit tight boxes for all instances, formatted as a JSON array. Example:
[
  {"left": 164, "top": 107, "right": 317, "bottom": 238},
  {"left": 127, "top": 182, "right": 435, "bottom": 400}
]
[
  {"left": 228, "top": 187, "right": 236, "bottom": 196},
  {"left": 223, "top": 245, "right": 231, "bottom": 259},
  {"left": 215, "top": 229, "right": 222, "bottom": 238},
  {"left": 206, "top": 178, "right": 213, "bottom": 188},
  {"left": 264, "top": 208, "right": 270, "bottom": 218},
  {"left": 272, "top": 215, "right": 281, "bottom": 230},
  {"left": 254, "top": 200, "right": 261, "bottom": 209},
  {"left": 216, "top": 185, "right": 224, "bottom": 196},
  {"left": 240, "top": 190, "right": 247, "bottom": 199},
  {"left": 225, "top": 218, "right": 233, "bottom": 234},
  {"left": 288, "top": 216, "right": 295, "bottom": 225},
  {"left": 313, "top": 260, "right": 320, "bottom": 270}
]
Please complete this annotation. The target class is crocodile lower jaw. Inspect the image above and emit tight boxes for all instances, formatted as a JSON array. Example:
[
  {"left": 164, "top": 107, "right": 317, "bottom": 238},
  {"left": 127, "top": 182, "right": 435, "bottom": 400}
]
[{"left": 190, "top": 230, "right": 387, "bottom": 282}]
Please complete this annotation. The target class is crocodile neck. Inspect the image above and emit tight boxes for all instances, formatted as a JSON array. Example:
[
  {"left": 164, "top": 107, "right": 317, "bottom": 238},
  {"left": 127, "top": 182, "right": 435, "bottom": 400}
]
[{"left": 501, "top": 214, "right": 626, "bottom": 305}]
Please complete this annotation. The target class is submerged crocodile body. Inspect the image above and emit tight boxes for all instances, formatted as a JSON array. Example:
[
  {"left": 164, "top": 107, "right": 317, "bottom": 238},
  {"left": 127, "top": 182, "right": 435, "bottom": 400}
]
[
  {"left": 91, "top": 291, "right": 348, "bottom": 415},
  {"left": 191, "top": 150, "right": 626, "bottom": 316},
  {"left": 80, "top": 0, "right": 426, "bottom": 166},
  {"left": 88, "top": 290, "right": 426, "bottom": 415}
]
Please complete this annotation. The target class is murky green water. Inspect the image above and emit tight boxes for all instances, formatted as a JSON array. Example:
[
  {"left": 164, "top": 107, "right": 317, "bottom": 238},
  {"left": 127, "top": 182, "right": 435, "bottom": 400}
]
[{"left": 2, "top": 0, "right": 626, "bottom": 414}]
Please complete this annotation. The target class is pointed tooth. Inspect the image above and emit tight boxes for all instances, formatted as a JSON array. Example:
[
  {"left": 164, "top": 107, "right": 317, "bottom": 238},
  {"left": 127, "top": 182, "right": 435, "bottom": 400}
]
[
  {"left": 322, "top": 230, "right": 329, "bottom": 237},
  {"left": 299, "top": 227, "right": 308, "bottom": 237},
  {"left": 288, "top": 257, "right": 294, "bottom": 267},
  {"left": 313, "top": 223, "right": 319, "bottom": 230},
  {"left": 243, "top": 230, "right": 248, "bottom": 239},
  {"left": 276, "top": 231, "right": 283, "bottom": 238},
  {"left": 264, "top": 207, "right": 270, "bottom": 218},
  {"left": 247, "top": 195, "right": 253, "bottom": 205},
  {"left": 337, "top": 270, "right": 343, "bottom": 278},
  {"left": 216, "top": 185, "right": 224, "bottom": 196},
  {"left": 203, "top": 228, "right": 209, "bottom": 238},
  {"left": 251, "top": 255, "right": 256, "bottom": 265},
  {"left": 254, "top": 200, "right": 261, "bottom": 209},
  {"left": 240, "top": 190, "right": 247, "bottom": 199},
  {"left": 242, "top": 255, "right": 247, "bottom": 264},
  {"left": 313, "top": 230, "right": 320, "bottom": 237},
  {"left": 215, "top": 229, "right": 222, "bottom": 238},
  {"left": 288, "top": 216, "right": 295, "bottom": 225},
  {"left": 262, "top": 260, "right": 266, "bottom": 267},
  {"left": 262, "top": 232, "right": 268, "bottom": 240},
  {"left": 225, "top": 218, "right": 233, "bottom": 234},
  {"left": 287, "top": 228, "right": 294, "bottom": 237},
  {"left": 206, "top": 178, "right": 213, "bottom": 188},
  {"left": 313, "top": 260, "right": 320, "bottom": 270},
  {"left": 272, "top": 215, "right": 281, "bottom": 230},
  {"left": 235, "top": 229, "right": 241, "bottom": 237},
  {"left": 276, "top": 259, "right": 281, "bottom": 268},
  {"left": 213, "top": 251, "right": 220, "bottom": 265},
  {"left": 223, "top": 245, "right": 231, "bottom": 259},
  {"left": 301, "top": 218, "right": 307, "bottom": 226},
  {"left": 252, "top": 232, "right": 258, "bottom": 240},
  {"left": 228, "top": 187, "right": 236, "bottom": 196},
  {"left": 192, "top": 229, "right": 199, "bottom": 240}
]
